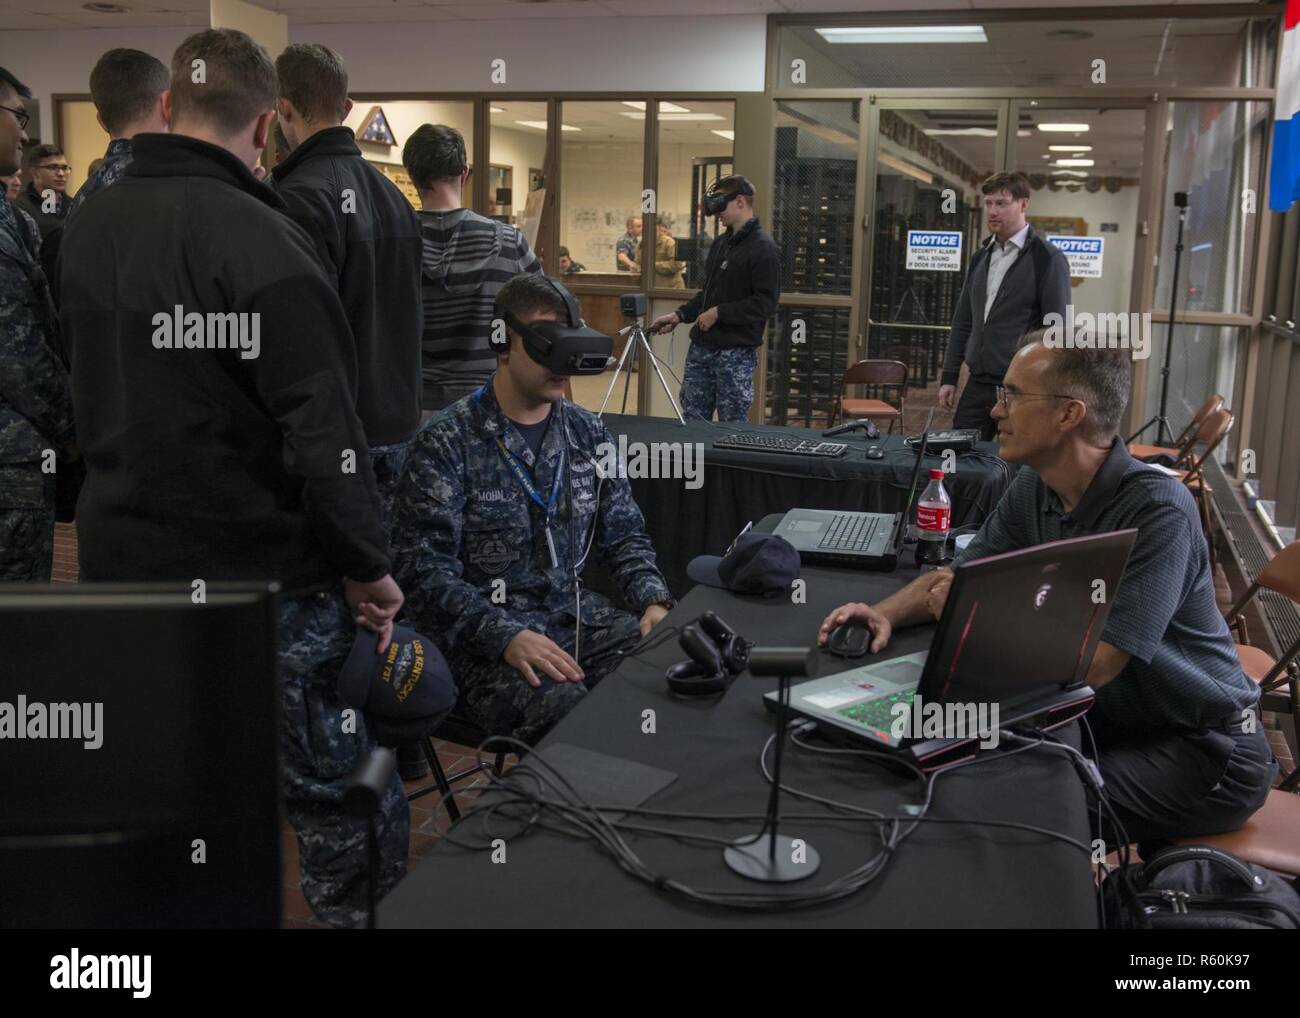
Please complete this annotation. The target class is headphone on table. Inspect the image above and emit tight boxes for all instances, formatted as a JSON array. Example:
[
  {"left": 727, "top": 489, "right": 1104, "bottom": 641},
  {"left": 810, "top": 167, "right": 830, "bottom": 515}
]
[{"left": 665, "top": 611, "right": 752, "bottom": 696}]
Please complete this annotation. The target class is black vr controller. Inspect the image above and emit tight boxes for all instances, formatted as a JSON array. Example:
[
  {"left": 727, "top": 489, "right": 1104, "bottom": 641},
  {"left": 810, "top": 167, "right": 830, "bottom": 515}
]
[
  {"left": 491, "top": 276, "right": 613, "bottom": 376},
  {"left": 702, "top": 175, "right": 755, "bottom": 216},
  {"left": 665, "top": 611, "right": 752, "bottom": 696}
]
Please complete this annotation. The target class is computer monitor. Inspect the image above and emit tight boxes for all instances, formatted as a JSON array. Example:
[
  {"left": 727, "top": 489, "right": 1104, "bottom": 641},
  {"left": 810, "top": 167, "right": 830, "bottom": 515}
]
[{"left": 0, "top": 582, "right": 282, "bottom": 928}]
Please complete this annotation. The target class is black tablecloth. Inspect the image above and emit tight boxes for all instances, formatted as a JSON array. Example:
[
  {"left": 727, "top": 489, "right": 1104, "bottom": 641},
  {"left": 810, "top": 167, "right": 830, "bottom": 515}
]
[
  {"left": 597, "top": 414, "right": 1014, "bottom": 596},
  {"left": 381, "top": 566, "right": 1097, "bottom": 929}
]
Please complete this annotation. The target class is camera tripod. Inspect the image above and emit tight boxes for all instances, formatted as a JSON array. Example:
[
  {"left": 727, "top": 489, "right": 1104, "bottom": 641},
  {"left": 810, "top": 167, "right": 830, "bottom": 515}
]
[{"left": 598, "top": 319, "right": 686, "bottom": 425}]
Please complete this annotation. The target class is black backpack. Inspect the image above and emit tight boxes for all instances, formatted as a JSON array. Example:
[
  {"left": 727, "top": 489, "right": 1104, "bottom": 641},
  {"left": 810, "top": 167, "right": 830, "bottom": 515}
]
[{"left": 1102, "top": 844, "right": 1300, "bottom": 929}]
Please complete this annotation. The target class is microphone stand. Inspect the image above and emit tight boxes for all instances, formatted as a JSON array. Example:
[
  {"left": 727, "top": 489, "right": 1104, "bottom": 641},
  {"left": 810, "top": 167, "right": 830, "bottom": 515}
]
[
  {"left": 724, "top": 646, "right": 820, "bottom": 882},
  {"left": 1129, "top": 191, "right": 1188, "bottom": 447}
]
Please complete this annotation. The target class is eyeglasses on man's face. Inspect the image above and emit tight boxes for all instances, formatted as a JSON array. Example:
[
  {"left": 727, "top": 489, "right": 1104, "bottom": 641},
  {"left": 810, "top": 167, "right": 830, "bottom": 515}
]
[
  {"left": 0, "top": 104, "right": 30, "bottom": 131},
  {"left": 37, "top": 162, "right": 71, "bottom": 174},
  {"left": 995, "top": 385, "right": 1081, "bottom": 410}
]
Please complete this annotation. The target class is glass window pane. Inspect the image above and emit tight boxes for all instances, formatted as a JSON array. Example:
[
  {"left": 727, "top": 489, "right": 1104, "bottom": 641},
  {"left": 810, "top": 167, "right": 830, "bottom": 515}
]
[
  {"left": 868, "top": 107, "right": 998, "bottom": 390},
  {"left": 347, "top": 100, "right": 474, "bottom": 210},
  {"left": 489, "top": 101, "right": 548, "bottom": 258},
  {"left": 1153, "top": 101, "right": 1269, "bottom": 316},
  {"left": 1141, "top": 323, "right": 1242, "bottom": 462},
  {"left": 778, "top": 16, "right": 1276, "bottom": 90},
  {"left": 773, "top": 100, "right": 858, "bottom": 297},
  {"left": 654, "top": 100, "right": 734, "bottom": 292},
  {"left": 765, "top": 305, "right": 852, "bottom": 427},
  {"left": 559, "top": 100, "right": 646, "bottom": 281}
]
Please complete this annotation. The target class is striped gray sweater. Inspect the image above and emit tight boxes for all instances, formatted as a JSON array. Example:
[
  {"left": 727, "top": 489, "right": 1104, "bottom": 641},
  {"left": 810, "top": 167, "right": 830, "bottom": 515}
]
[{"left": 416, "top": 207, "right": 542, "bottom": 410}]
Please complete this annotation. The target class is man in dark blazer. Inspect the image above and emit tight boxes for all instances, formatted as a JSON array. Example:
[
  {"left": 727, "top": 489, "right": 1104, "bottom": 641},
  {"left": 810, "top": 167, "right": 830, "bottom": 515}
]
[{"left": 938, "top": 171, "right": 1071, "bottom": 440}]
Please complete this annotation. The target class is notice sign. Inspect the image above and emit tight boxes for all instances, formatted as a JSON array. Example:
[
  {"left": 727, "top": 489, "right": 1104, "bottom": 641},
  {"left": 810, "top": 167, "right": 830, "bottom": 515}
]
[
  {"left": 1048, "top": 235, "right": 1104, "bottom": 278},
  {"left": 906, "top": 230, "right": 963, "bottom": 272}
]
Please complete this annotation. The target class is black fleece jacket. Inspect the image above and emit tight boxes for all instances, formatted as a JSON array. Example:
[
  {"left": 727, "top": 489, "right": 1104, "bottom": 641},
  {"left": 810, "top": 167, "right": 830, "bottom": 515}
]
[{"left": 58, "top": 133, "right": 389, "bottom": 589}]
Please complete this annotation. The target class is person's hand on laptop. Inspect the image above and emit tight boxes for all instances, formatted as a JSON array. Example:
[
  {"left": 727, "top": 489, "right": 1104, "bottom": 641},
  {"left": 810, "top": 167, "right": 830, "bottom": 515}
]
[
  {"left": 923, "top": 568, "right": 954, "bottom": 621},
  {"left": 817, "top": 602, "right": 892, "bottom": 654},
  {"left": 503, "top": 630, "right": 585, "bottom": 689}
]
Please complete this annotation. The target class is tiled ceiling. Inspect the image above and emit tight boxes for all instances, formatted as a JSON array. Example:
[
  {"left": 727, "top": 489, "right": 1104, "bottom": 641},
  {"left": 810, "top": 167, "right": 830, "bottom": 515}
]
[{"left": 0, "top": 0, "right": 1269, "bottom": 32}]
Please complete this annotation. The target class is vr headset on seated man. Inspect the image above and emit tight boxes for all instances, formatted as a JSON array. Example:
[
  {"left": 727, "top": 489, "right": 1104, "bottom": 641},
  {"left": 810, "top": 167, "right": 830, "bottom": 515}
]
[{"left": 491, "top": 276, "right": 613, "bottom": 376}]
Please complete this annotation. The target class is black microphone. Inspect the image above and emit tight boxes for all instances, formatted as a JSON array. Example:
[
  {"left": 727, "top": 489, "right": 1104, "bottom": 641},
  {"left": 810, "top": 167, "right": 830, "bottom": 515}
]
[
  {"left": 747, "top": 647, "right": 818, "bottom": 679},
  {"left": 822, "top": 420, "right": 880, "bottom": 439}
]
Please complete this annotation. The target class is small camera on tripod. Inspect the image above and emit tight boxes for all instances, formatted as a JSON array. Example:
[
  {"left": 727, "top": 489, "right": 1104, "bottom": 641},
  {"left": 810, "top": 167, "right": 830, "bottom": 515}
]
[{"left": 620, "top": 293, "right": 646, "bottom": 319}]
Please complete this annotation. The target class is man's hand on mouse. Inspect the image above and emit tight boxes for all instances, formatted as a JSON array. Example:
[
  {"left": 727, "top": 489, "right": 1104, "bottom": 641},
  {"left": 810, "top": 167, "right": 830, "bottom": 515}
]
[{"left": 817, "top": 602, "right": 892, "bottom": 654}]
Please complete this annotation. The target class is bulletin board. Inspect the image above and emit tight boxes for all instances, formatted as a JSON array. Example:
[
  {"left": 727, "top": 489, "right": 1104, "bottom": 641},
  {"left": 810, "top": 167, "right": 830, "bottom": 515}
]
[{"left": 372, "top": 162, "right": 420, "bottom": 209}]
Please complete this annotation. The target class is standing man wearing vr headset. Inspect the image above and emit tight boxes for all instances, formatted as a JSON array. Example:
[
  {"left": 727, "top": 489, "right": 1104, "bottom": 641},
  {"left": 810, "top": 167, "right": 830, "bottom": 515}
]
[
  {"left": 391, "top": 274, "right": 674, "bottom": 744},
  {"left": 649, "top": 174, "right": 780, "bottom": 422}
]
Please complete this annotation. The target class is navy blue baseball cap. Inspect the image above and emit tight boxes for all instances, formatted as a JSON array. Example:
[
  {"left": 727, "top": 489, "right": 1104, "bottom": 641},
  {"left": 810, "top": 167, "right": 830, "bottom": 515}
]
[
  {"left": 687, "top": 531, "right": 800, "bottom": 598},
  {"left": 337, "top": 624, "right": 457, "bottom": 745}
]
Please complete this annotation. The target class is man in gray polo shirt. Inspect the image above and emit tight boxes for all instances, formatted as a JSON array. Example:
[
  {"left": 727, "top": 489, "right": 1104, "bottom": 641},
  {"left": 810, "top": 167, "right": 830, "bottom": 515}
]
[{"left": 818, "top": 334, "right": 1275, "bottom": 844}]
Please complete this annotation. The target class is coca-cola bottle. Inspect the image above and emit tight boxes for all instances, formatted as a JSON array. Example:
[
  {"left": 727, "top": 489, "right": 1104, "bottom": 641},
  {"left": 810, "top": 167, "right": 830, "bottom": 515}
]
[{"left": 915, "top": 469, "right": 951, "bottom": 566}]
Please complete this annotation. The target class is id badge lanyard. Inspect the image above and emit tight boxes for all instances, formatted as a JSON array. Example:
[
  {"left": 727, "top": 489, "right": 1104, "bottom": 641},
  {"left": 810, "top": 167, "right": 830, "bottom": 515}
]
[{"left": 495, "top": 438, "right": 567, "bottom": 569}]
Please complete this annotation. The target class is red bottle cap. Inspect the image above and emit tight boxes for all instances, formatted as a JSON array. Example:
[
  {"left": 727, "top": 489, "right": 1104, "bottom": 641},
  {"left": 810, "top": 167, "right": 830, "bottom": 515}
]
[{"left": 929, "top": 468, "right": 944, "bottom": 479}]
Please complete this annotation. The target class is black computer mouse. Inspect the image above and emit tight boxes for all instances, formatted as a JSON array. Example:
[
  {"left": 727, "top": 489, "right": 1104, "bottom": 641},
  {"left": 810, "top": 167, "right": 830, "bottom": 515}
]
[
  {"left": 827, "top": 621, "right": 873, "bottom": 658},
  {"left": 866, "top": 445, "right": 884, "bottom": 460}
]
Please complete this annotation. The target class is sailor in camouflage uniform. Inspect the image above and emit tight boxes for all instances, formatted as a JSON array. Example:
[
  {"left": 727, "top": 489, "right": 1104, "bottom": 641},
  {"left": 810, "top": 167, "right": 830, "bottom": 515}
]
[
  {"left": 0, "top": 66, "right": 76, "bottom": 580},
  {"left": 391, "top": 274, "right": 674, "bottom": 746}
]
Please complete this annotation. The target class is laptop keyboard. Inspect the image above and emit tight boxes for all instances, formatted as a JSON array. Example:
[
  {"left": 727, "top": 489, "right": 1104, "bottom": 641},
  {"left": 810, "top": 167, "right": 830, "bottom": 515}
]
[
  {"left": 818, "top": 513, "right": 884, "bottom": 551},
  {"left": 838, "top": 690, "right": 916, "bottom": 733}
]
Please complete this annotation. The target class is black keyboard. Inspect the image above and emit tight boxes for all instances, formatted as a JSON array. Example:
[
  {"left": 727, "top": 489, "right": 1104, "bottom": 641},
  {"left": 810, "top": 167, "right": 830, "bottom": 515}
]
[
  {"left": 819, "top": 513, "right": 886, "bottom": 551},
  {"left": 714, "top": 433, "right": 848, "bottom": 458}
]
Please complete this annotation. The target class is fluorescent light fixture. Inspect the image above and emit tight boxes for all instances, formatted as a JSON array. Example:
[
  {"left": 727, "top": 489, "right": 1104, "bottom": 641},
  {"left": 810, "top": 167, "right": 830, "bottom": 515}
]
[
  {"left": 1038, "top": 123, "right": 1090, "bottom": 132},
  {"left": 489, "top": 106, "right": 505, "bottom": 113},
  {"left": 924, "top": 127, "right": 997, "bottom": 137},
  {"left": 619, "top": 112, "right": 724, "bottom": 121},
  {"left": 1048, "top": 144, "right": 1092, "bottom": 152},
  {"left": 712, "top": 129, "right": 735, "bottom": 141},
  {"left": 1190, "top": 242, "right": 1214, "bottom": 252},
  {"left": 1051, "top": 170, "right": 1089, "bottom": 178},
  {"left": 516, "top": 120, "right": 579, "bottom": 132},
  {"left": 816, "top": 25, "right": 988, "bottom": 44},
  {"left": 622, "top": 101, "right": 690, "bottom": 114},
  {"left": 1055, "top": 158, "right": 1094, "bottom": 167},
  {"left": 879, "top": 152, "right": 934, "bottom": 185}
]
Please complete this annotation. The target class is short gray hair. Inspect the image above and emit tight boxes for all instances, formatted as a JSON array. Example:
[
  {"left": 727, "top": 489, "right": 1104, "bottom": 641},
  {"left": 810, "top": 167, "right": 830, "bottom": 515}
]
[{"left": 1020, "top": 328, "right": 1130, "bottom": 443}]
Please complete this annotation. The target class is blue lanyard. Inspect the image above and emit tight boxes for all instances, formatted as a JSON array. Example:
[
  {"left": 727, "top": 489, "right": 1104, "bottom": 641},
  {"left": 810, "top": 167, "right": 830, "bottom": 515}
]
[{"left": 495, "top": 438, "right": 565, "bottom": 520}]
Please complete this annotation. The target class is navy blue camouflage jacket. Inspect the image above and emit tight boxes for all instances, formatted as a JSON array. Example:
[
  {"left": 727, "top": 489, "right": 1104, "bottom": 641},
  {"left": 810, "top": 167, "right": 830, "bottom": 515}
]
[
  {"left": 391, "top": 378, "right": 672, "bottom": 662},
  {"left": 0, "top": 195, "right": 74, "bottom": 507}
]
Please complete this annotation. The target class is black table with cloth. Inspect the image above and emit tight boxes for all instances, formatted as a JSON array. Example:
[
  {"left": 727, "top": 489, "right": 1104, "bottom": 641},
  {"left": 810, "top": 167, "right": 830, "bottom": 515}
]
[
  {"left": 380, "top": 564, "right": 1098, "bottom": 929},
  {"left": 595, "top": 414, "right": 1015, "bottom": 596}
]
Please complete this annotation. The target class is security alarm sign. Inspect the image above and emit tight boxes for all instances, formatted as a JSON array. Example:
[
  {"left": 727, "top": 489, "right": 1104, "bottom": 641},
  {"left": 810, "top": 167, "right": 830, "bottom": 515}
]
[
  {"left": 1048, "top": 235, "right": 1105, "bottom": 278},
  {"left": 906, "top": 230, "right": 963, "bottom": 272}
]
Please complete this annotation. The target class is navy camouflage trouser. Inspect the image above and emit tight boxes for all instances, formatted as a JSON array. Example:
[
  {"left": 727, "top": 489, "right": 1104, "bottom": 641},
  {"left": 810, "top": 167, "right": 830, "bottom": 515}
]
[
  {"left": 680, "top": 343, "right": 758, "bottom": 423},
  {"left": 278, "top": 587, "right": 410, "bottom": 927},
  {"left": 0, "top": 506, "right": 55, "bottom": 580},
  {"left": 449, "top": 609, "right": 642, "bottom": 749}
]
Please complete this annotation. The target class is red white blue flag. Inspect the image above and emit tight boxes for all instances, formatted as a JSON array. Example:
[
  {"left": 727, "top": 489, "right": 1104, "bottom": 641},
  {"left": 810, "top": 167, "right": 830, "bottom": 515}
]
[{"left": 1269, "top": 0, "right": 1300, "bottom": 210}]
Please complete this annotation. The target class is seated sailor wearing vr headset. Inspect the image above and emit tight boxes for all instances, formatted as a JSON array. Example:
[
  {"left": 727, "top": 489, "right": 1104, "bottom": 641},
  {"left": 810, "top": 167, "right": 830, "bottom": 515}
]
[{"left": 391, "top": 274, "right": 675, "bottom": 744}]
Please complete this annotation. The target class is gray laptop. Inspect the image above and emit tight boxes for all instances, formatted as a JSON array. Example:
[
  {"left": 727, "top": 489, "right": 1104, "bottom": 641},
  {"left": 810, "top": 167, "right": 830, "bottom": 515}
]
[
  {"left": 768, "top": 530, "right": 1137, "bottom": 757},
  {"left": 772, "top": 407, "right": 935, "bottom": 571}
]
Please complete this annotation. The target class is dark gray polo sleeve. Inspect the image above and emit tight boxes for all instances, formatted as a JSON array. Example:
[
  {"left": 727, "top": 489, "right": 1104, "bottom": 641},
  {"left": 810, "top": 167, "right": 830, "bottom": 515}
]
[
  {"left": 1098, "top": 501, "right": 1197, "bottom": 664},
  {"left": 949, "top": 468, "right": 1036, "bottom": 567}
]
